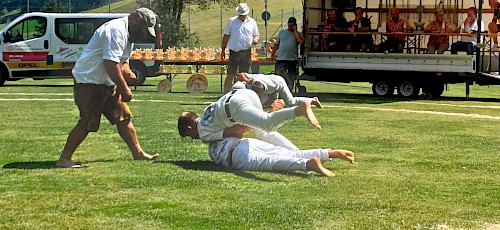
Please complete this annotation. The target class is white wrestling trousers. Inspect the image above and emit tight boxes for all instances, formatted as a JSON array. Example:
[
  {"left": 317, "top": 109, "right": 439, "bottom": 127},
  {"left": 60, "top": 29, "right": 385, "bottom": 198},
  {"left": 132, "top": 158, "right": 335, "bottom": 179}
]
[
  {"left": 228, "top": 89, "right": 295, "bottom": 131},
  {"left": 231, "top": 138, "right": 331, "bottom": 172},
  {"left": 254, "top": 129, "right": 298, "bottom": 151}
]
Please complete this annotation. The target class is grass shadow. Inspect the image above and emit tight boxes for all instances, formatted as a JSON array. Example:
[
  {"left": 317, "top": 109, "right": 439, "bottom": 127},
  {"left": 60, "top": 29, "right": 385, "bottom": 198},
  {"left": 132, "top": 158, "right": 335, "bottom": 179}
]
[
  {"left": 2, "top": 161, "right": 58, "bottom": 169},
  {"left": 156, "top": 160, "right": 311, "bottom": 180}
]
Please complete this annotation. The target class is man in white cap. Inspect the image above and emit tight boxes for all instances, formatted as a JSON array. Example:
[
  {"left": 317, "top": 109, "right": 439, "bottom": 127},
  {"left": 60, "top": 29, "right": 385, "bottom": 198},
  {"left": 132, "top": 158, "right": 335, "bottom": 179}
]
[
  {"left": 57, "top": 8, "right": 159, "bottom": 168},
  {"left": 220, "top": 3, "right": 260, "bottom": 93}
]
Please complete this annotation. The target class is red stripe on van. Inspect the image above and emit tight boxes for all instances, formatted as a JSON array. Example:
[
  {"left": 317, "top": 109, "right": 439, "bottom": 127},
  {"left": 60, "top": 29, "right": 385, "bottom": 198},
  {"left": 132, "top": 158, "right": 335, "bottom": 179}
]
[{"left": 3, "top": 52, "right": 49, "bottom": 62}]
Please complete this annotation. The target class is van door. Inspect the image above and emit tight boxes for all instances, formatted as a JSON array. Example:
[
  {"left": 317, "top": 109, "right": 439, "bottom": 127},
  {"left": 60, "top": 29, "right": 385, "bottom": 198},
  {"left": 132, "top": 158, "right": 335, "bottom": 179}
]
[
  {"left": 2, "top": 16, "right": 49, "bottom": 79},
  {"left": 50, "top": 17, "right": 120, "bottom": 76}
]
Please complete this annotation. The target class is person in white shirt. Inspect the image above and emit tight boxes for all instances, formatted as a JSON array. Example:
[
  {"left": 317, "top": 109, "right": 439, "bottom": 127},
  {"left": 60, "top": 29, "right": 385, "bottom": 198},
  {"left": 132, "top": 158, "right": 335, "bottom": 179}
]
[
  {"left": 451, "top": 7, "right": 485, "bottom": 55},
  {"left": 56, "top": 8, "right": 159, "bottom": 168},
  {"left": 220, "top": 3, "right": 260, "bottom": 93},
  {"left": 177, "top": 88, "right": 321, "bottom": 144},
  {"left": 231, "top": 72, "right": 323, "bottom": 110},
  {"left": 209, "top": 136, "right": 355, "bottom": 177}
]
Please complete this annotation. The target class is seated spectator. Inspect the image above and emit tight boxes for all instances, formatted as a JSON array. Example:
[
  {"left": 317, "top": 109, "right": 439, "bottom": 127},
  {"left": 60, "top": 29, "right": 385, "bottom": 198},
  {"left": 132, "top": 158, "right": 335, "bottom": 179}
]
[
  {"left": 321, "top": 9, "right": 348, "bottom": 52},
  {"left": 424, "top": 9, "right": 452, "bottom": 54},
  {"left": 374, "top": 7, "right": 414, "bottom": 53},
  {"left": 346, "top": 7, "right": 373, "bottom": 52},
  {"left": 488, "top": 0, "right": 500, "bottom": 50},
  {"left": 451, "top": 7, "right": 484, "bottom": 55}
]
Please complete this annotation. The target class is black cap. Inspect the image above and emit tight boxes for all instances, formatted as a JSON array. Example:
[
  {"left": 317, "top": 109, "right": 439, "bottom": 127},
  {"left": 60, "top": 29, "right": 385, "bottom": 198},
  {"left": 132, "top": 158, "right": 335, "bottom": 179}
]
[{"left": 288, "top": 17, "right": 297, "bottom": 24}]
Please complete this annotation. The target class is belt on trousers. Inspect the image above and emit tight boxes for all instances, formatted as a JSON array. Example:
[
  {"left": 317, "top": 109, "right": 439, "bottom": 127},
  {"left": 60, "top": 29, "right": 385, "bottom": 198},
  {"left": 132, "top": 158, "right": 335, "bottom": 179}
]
[
  {"left": 224, "top": 90, "right": 237, "bottom": 122},
  {"left": 230, "top": 48, "right": 251, "bottom": 53}
]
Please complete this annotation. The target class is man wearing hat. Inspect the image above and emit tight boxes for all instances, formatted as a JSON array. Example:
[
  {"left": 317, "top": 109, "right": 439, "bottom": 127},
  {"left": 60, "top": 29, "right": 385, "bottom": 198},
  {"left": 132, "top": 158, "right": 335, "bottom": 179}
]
[
  {"left": 271, "top": 16, "right": 304, "bottom": 91},
  {"left": 220, "top": 3, "right": 260, "bottom": 93},
  {"left": 57, "top": 8, "right": 159, "bottom": 168}
]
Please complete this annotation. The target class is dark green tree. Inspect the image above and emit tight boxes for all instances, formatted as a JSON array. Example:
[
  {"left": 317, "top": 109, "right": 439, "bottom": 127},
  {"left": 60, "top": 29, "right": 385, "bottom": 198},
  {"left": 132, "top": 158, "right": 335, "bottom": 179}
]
[{"left": 42, "top": 0, "right": 68, "bottom": 13}]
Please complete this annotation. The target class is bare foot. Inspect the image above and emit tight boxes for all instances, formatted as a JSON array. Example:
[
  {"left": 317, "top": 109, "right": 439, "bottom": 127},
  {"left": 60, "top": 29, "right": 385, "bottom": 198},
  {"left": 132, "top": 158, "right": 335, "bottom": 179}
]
[
  {"left": 329, "top": 150, "right": 355, "bottom": 164},
  {"left": 133, "top": 152, "right": 159, "bottom": 161},
  {"left": 55, "top": 159, "right": 82, "bottom": 168},
  {"left": 306, "top": 157, "right": 334, "bottom": 177},
  {"left": 295, "top": 101, "right": 321, "bottom": 130},
  {"left": 311, "top": 97, "right": 324, "bottom": 108}
]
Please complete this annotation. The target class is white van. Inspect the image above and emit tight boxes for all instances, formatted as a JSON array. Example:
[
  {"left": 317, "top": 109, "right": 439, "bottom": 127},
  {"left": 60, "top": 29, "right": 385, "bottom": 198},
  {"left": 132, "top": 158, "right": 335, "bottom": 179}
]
[{"left": 0, "top": 12, "right": 162, "bottom": 86}]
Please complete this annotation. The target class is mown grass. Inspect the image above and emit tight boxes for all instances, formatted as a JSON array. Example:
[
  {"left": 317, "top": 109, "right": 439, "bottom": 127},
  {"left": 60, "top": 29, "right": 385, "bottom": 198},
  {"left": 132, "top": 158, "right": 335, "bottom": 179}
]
[{"left": 0, "top": 75, "right": 499, "bottom": 229}]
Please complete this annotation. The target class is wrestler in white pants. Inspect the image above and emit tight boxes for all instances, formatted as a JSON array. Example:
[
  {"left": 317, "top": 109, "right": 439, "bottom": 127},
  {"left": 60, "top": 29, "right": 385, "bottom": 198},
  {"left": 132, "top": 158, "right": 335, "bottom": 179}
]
[
  {"left": 198, "top": 88, "right": 298, "bottom": 143},
  {"left": 209, "top": 137, "right": 330, "bottom": 172},
  {"left": 232, "top": 73, "right": 319, "bottom": 109}
]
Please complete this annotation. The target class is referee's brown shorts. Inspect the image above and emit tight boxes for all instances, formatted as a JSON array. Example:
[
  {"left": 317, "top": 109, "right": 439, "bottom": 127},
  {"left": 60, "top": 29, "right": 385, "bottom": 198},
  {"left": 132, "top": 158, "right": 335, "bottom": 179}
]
[{"left": 73, "top": 83, "right": 132, "bottom": 132}]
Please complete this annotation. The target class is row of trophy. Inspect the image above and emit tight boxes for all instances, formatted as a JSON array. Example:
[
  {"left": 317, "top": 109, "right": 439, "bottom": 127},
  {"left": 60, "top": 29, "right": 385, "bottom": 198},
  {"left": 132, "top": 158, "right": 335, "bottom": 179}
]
[
  {"left": 131, "top": 47, "right": 260, "bottom": 61},
  {"left": 157, "top": 64, "right": 227, "bottom": 75}
]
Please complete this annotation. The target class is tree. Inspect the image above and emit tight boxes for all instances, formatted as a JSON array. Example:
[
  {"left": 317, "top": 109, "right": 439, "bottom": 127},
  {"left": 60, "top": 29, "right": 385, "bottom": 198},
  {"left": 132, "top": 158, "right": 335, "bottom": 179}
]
[
  {"left": 136, "top": 0, "right": 237, "bottom": 48},
  {"left": 42, "top": 0, "right": 68, "bottom": 13}
]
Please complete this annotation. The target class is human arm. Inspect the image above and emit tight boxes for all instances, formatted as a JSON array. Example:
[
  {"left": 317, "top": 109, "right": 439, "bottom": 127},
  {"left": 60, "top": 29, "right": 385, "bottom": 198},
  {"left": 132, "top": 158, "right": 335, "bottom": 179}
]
[
  {"left": 271, "top": 43, "right": 279, "bottom": 61},
  {"left": 252, "top": 35, "right": 260, "bottom": 45},
  {"left": 293, "top": 24, "right": 305, "bottom": 44},
  {"left": 220, "top": 34, "right": 230, "bottom": 61},
  {"left": 121, "top": 62, "right": 136, "bottom": 84},
  {"left": 103, "top": 60, "right": 132, "bottom": 102}
]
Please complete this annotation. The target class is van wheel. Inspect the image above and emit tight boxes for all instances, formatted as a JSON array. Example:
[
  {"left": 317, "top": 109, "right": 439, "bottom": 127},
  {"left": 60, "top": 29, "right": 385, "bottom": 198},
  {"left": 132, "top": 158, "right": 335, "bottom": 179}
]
[
  {"left": 397, "top": 81, "right": 420, "bottom": 97},
  {"left": 372, "top": 81, "right": 394, "bottom": 97},
  {"left": 129, "top": 61, "right": 147, "bottom": 86},
  {"left": 0, "top": 66, "right": 8, "bottom": 86}
]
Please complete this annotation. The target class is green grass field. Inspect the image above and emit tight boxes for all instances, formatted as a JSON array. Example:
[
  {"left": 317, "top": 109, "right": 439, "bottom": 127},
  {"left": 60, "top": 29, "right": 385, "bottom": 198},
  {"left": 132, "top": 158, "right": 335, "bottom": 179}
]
[{"left": 0, "top": 75, "right": 499, "bottom": 229}]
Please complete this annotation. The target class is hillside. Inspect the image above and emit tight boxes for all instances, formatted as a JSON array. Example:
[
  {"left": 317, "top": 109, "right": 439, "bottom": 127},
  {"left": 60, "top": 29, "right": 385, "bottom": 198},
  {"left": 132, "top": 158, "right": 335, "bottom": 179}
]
[{"left": 182, "top": 0, "right": 303, "bottom": 47}]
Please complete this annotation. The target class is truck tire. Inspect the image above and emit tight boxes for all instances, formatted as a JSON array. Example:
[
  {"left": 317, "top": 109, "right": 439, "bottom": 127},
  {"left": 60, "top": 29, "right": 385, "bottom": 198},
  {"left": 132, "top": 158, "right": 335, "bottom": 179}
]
[
  {"left": 430, "top": 83, "right": 444, "bottom": 97},
  {"left": 0, "top": 65, "right": 8, "bottom": 86},
  {"left": 129, "top": 61, "right": 147, "bottom": 86},
  {"left": 372, "top": 81, "right": 394, "bottom": 97},
  {"left": 397, "top": 81, "right": 420, "bottom": 97},
  {"left": 422, "top": 82, "right": 444, "bottom": 98}
]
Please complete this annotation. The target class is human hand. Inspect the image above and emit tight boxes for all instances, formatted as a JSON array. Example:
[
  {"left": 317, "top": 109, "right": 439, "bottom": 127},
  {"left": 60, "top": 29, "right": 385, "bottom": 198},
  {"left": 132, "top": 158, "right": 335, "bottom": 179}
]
[
  {"left": 220, "top": 50, "right": 226, "bottom": 61},
  {"left": 119, "top": 87, "right": 133, "bottom": 102},
  {"left": 292, "top": 24, "right": 298, "bottom": 31},
  {"left": 270, "top": 99, "right": 285, "bottom": 111},
  {"left": 123, "top": 71, "right": 136, "bottom": 84}
]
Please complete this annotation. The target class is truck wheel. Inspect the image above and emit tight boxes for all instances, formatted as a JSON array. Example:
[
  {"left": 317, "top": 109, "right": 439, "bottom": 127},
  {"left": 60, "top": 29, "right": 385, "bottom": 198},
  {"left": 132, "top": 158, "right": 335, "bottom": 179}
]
[
  {"left": 129, "top": 61, "right": 147, "bottom": 86},
  {"left": 397, "top": 81, "right": 420, "bottom": 97},
  {"left": 298, "top": 85, "right": 306, "bottom": 94},
  {"left": 372, "top": 81, "right": 394, "bottom": 97},
  {"left": 430, "top": 83, "right": 444, "bottom": 97}
]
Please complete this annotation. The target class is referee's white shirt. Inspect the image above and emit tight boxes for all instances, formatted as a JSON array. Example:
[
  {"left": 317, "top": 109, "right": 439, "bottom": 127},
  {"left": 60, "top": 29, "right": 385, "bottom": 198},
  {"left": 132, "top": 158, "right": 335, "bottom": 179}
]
[
  {"left": 72, "top": 16, "right": 132, "bottom": 86},
  {"left": 223, "top": 15, "right": 259, "bottom": 52}
]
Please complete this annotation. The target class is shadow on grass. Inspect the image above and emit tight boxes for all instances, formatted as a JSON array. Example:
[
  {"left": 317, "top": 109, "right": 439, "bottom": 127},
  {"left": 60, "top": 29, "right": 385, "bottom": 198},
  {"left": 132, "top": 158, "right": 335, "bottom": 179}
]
[
  {"left": 1, "top": 159, "right": 119, "bottom": 169},
  {"left": 156, "top": 160, "right": 312, "bottom": 180},
  {"left": 2, "top": 161, "right": 58, "bottom": 169}
]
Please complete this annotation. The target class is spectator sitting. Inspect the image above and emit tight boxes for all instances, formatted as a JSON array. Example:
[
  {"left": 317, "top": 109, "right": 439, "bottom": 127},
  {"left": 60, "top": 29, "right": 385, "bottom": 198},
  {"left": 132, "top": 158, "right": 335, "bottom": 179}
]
[
  {"left": 451, "top": 7, "right": 484, "bottom": 55},
  {"left": 488, "top": 0, "right": 500, "bottom": 50},
  {"left": 424, "top": 9, "right": 452, "bottom": 54},
  {"left": 346, "top": 7, "right": 373, "bottom": 52},
  {"left": 374, "top": 7, "right": 414, "bottom": 53},
  {"left": 321, "top": 9, "right": 348, "bottom": 52}
]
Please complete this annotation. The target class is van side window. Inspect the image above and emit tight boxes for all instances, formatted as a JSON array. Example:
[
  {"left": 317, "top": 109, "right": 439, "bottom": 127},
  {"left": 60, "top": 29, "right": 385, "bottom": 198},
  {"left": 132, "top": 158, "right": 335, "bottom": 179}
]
[
  {"left": 55, "top": 18, "right": 111, "bottom": 44},
  {"left": 4, "top": 16, "right": 47, "bottom": 43}
]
